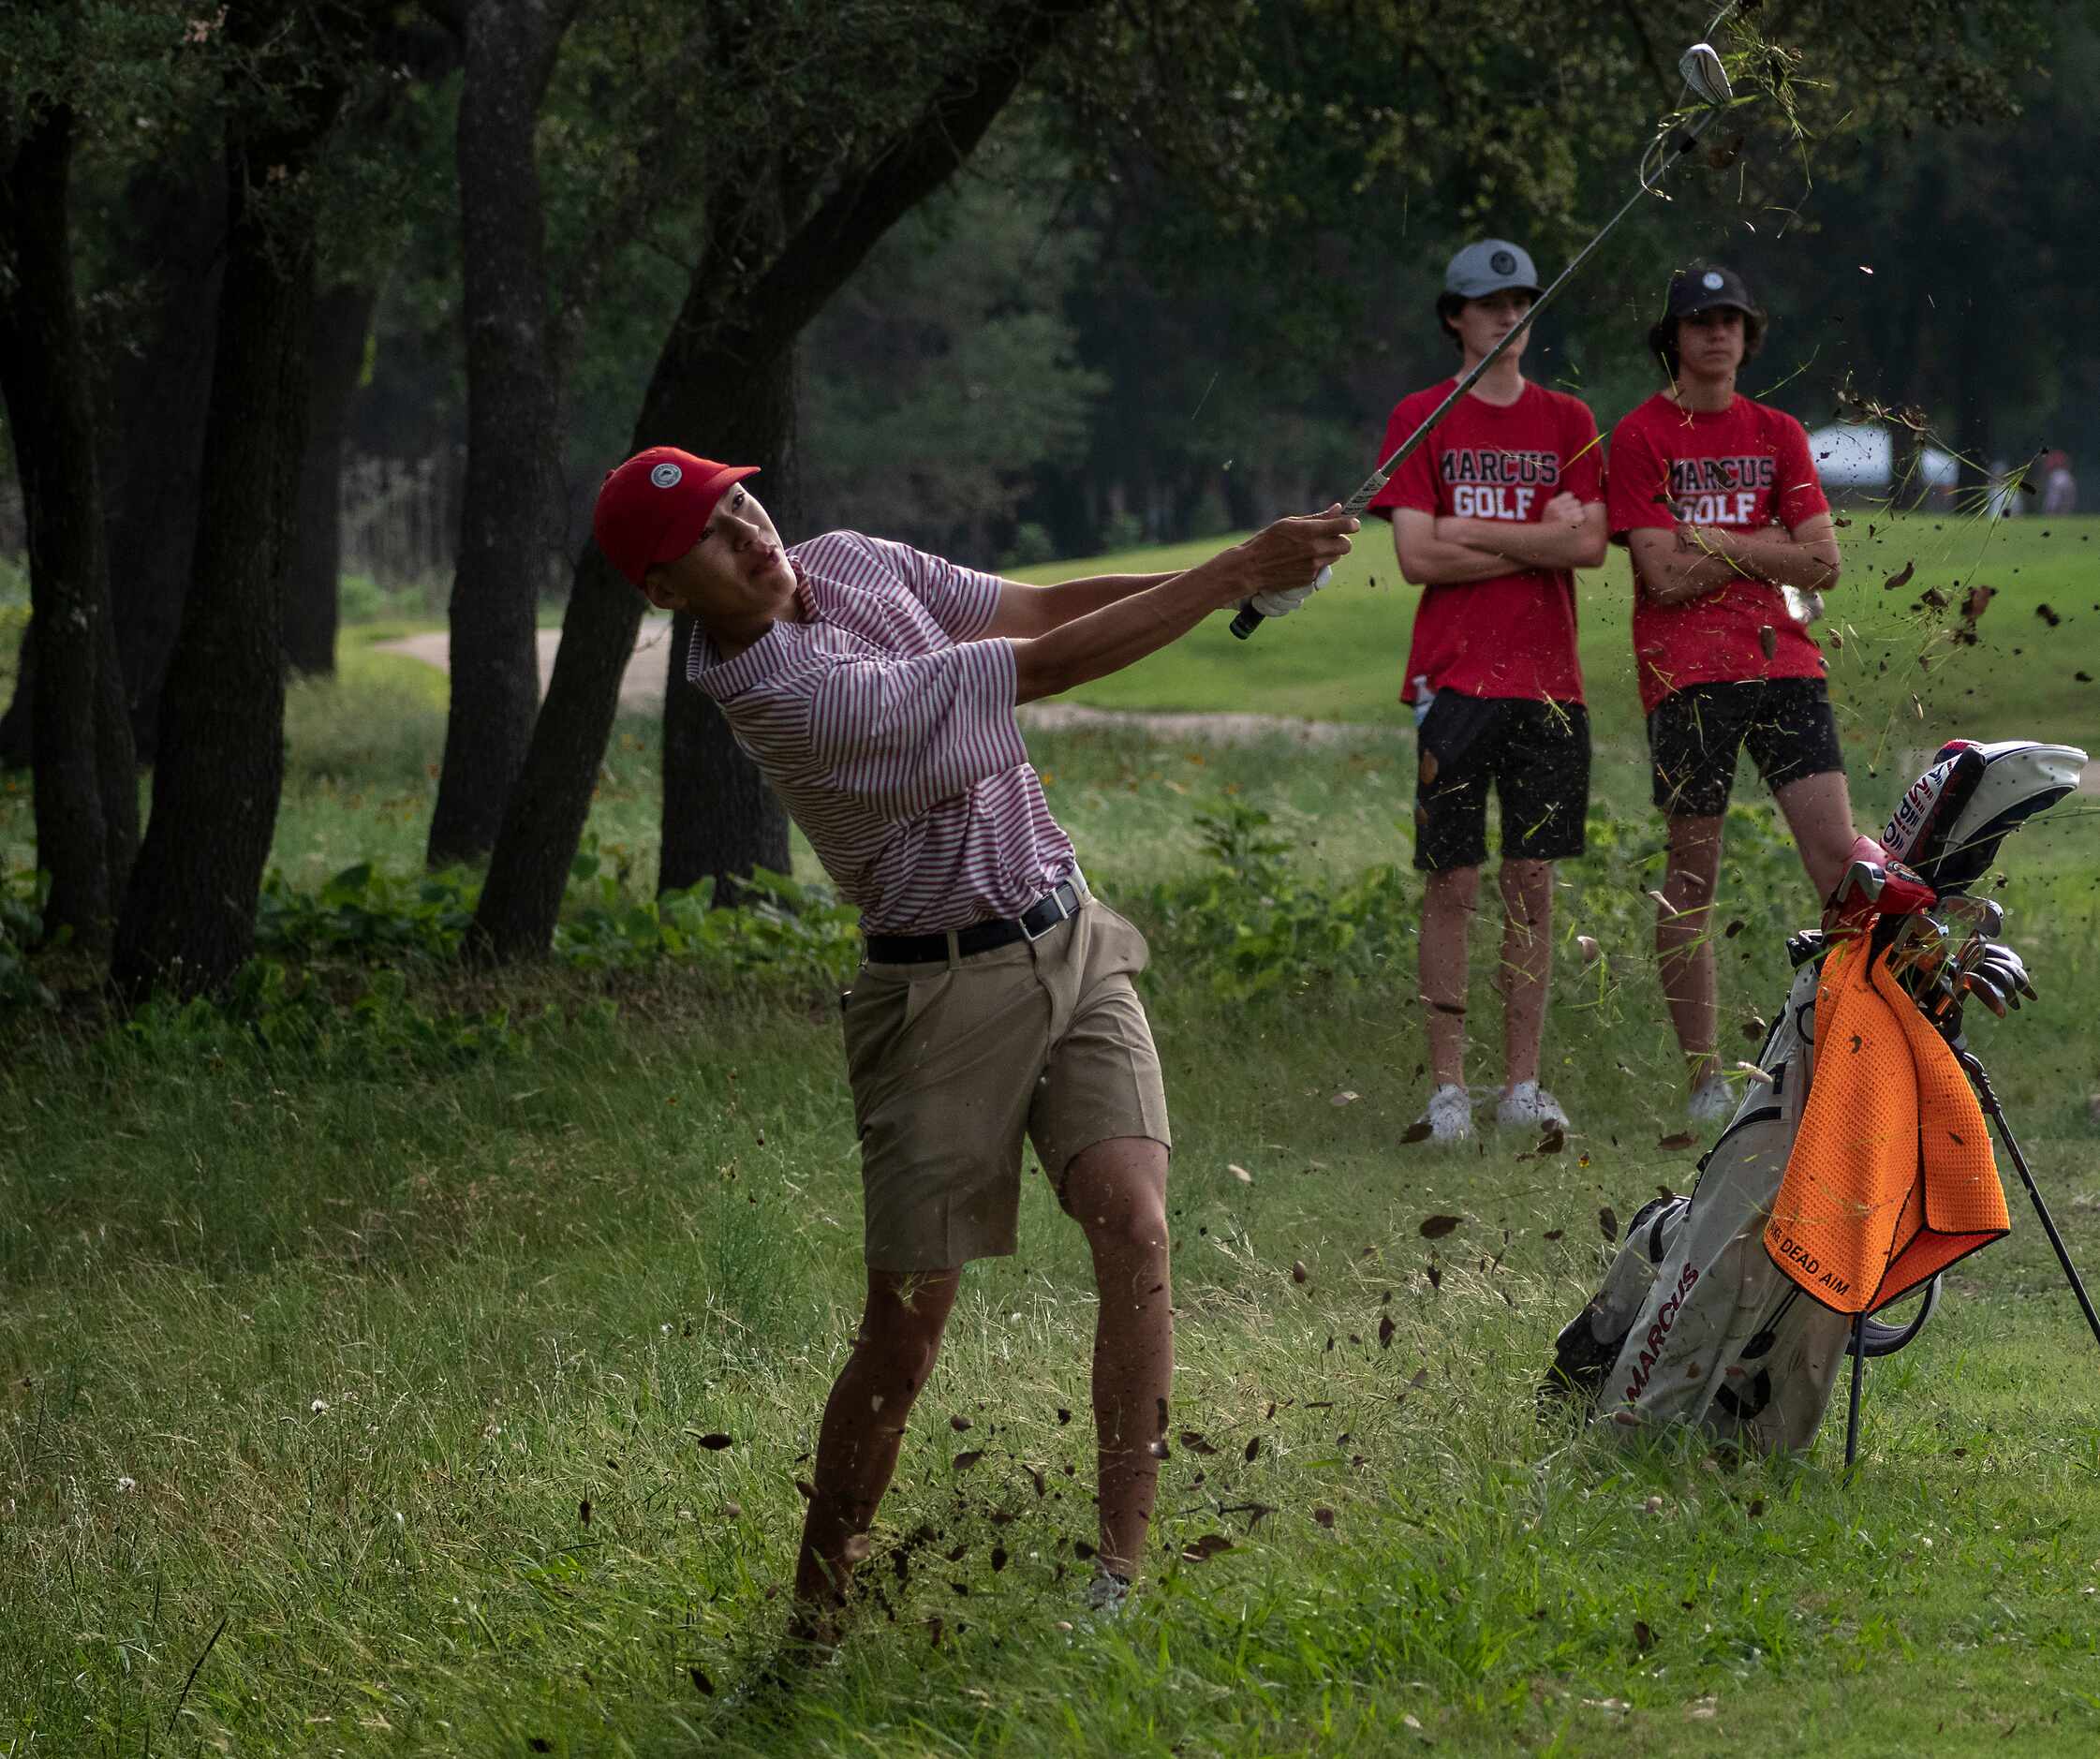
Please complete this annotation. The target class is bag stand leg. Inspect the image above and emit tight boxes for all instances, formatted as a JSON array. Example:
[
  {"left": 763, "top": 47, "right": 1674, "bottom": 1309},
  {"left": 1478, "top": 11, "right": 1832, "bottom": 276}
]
[
  {"left": 1844, "top": 1315, "right": 1866, "bottom": 1471},
  {"left": 1960, "top": 1049, "right": 2100, "bottom": 1357}
]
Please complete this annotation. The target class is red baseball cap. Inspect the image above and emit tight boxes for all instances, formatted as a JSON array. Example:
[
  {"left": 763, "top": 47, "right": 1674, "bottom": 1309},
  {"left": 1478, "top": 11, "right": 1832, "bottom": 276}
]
[{"left": 593, "top": 447, "right": 759, "bottom": 587}]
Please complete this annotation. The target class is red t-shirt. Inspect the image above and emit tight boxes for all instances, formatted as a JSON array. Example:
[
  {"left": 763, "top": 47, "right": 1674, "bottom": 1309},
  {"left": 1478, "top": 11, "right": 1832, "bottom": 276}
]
[
  {"left": 1606, "top": 392, "right": 1831, "bottom": 714},
  {"left": 1367, "top": 378, "right": 1602, "bottom": 705}
]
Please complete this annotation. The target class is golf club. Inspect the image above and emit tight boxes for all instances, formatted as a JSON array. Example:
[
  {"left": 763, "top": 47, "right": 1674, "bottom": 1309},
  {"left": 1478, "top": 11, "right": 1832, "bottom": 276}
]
[{"left": 1232, "top": 32, "right": 1741, "bottom": 639}]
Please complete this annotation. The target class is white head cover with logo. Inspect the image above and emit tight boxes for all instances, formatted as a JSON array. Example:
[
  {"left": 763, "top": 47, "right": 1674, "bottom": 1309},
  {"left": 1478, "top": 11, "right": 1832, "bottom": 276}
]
[{"left": 1881, "top": 739, "right": 2088, "bottom": 894}]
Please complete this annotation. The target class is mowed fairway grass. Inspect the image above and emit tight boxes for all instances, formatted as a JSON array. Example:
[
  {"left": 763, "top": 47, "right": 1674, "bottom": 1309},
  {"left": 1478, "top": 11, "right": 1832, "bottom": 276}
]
[
  {"left": 1029, "top": 505, "right": 2100, "bottom": 756},
  {"left": 2, "top": 512, "right": 2100, "bottom": 1755}
]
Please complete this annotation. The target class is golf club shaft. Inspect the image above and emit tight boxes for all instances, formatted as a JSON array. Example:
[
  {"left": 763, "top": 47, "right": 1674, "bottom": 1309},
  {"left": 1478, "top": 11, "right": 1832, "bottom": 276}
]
[
  {"left": 1230, "top": 102, "right": 1730, "bottom": 640},
  {"left": 1844, "top": 1313, "right": 1866, "bottom": 1470},
  {"left": 1961, "top": 1051, "right": 2100, "bottom": 1356}
]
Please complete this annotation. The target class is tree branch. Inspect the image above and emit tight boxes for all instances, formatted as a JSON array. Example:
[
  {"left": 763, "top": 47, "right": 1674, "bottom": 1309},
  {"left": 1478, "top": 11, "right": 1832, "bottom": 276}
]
[{"left": 740, "top": 0, "right": 1101, "bottom": 363}]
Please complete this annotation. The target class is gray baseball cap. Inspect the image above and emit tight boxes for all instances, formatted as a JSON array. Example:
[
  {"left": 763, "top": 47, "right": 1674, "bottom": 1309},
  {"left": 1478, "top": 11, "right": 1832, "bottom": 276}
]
[{"left": 1444, "top": 239, "right": 1542, "bottom": 300}]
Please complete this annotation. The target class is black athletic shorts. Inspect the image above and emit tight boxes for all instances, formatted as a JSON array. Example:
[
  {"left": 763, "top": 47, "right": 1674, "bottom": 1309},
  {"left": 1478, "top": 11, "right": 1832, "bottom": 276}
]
[
  {"left": 1648, "top": 677, "right": 1844, "bottom": 819},
  {"left": 1412, "top": 694, "right": 1590, "bottom": 873}
]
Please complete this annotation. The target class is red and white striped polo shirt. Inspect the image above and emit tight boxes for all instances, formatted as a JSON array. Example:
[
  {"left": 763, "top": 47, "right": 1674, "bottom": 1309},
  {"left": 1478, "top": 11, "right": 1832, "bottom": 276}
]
[{"left": 689, "top": 531, "right": 1077, "bottom": 934}]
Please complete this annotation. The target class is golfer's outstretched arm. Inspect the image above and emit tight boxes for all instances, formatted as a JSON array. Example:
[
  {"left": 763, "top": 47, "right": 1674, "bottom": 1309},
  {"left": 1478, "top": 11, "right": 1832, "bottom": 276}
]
[
  {"left": 981, "top": 569, "right": 1182, "bottom": 640},
  {"left": 1012, "top": 509, "right": 1356, "bottom": 702}
]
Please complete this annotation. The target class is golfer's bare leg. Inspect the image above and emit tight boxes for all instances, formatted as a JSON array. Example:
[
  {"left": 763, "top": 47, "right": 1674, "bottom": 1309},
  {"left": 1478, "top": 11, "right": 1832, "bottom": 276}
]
[
  {"left": 1774, "top": 769, "right": 1856, "bottom": 903},
  {"left": 1497, "top": 858, "right": 1554, "bottom": 1090},
  {"left": 1061, "top": 1136, "right": 1172, "bottom": 1581},
  {"left": 1656, "top": 815, "right": 1724, "bottom": 1092},
  {"left": 792, "top": 1266, "right": 961, "bottom": 1622},
  {"left": 1421, "top": 865, "right": 1481, "bottom": 1089}
]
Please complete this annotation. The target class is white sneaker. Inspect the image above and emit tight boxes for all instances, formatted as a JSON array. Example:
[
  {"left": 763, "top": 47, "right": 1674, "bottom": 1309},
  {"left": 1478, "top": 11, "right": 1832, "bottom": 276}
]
[
  {"left": 1417, "top": 1083, "right": 1474, "bottom": 1144},
  {"left": 1688, "top": 1075, "right": 1736, "bottom": 1125},
  {"left": 1497, "top": 1081, "right": 1571, "bottom": 1131}
]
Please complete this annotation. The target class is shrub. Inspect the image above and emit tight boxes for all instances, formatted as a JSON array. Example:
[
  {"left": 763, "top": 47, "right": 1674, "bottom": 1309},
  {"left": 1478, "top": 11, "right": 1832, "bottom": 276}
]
[
  {"left": 1147, "top": 796, "right": 1808, "bottom": 1003},
  {"left": 117, "top": 958, "right": 583, "bottom": 1079},
  {"left": 1001, "top": 523, "right": 1058, "bottom": 569},
  {"left": 0, "top": 867, "right": 50, "bottom": 1008},
  {"left": 1146, "top": 802, "right": 1412, "bottom": 998},
  {"left": 1100, "top": 510, "right": 1146, "bottom": 553},
  {"left": 253, "top": 837, "right": 860, "bottom": 985}
]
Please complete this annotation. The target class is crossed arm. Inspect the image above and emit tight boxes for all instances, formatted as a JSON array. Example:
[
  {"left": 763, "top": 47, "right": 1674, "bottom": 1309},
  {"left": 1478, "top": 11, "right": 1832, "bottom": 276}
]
[
  {"left": 1392, "top": 495, "right": 1609, "bottom": 587},
  {"left": 1627, "top": 511, "right": 1842, "bottom": 607}
]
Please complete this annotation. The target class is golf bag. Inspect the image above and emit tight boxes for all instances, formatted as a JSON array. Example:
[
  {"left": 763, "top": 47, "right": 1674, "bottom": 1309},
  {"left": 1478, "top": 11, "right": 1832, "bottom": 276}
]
[{"left": 1546, "top": 739, "right": 2088, "bottom": 1454}]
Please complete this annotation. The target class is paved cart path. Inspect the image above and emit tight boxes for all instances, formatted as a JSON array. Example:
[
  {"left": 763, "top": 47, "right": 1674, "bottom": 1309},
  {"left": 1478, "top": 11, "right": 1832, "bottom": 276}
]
[
  {"left": 373, "top": 624, "right": 1377, "bottom": 744},
  {"left": 373, "top": 626, "right": 2100, "bottom": 786}
]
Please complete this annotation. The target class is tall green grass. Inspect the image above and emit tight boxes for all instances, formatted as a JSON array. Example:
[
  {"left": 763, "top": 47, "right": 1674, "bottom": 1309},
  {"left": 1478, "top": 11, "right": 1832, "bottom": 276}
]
[
  {"left": 4, "top": 884, "right": 2098, "bottom": 1754},
  {"left": 1, "top": 517, "right": 2099, "bottom": 1753}
]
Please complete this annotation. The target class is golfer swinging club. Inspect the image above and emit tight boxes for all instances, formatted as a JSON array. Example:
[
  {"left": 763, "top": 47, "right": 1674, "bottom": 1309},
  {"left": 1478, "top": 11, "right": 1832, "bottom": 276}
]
[{"left": 593, "top": 451, "right": 1355, "bottom": 1639}]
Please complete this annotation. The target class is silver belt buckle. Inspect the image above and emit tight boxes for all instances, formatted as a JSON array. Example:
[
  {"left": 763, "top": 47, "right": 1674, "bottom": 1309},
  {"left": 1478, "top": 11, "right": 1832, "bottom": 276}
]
[{"left": 1020, "top": 875, "right": 1082, "bottom": 942}]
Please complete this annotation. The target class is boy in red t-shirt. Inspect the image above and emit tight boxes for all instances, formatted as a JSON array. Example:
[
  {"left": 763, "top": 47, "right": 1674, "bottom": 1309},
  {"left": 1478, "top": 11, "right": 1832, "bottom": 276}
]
[
  {"left": 1368, "top": 240, "right": 1607, "bottom": 1143},
  {"left": 1605, "top": 264, "right": 1856, "bottom": 1125}
]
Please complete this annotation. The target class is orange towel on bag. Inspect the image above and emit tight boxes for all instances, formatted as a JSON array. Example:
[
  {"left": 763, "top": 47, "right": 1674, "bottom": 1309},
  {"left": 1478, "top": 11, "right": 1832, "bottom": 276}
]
[{"left": 1764, "top": 936, "right": 2010, "bottom": 1315}]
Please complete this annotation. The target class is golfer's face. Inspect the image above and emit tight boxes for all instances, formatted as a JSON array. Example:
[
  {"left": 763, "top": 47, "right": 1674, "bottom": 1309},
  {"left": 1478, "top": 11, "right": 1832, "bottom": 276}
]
[
  {"left": 654, "top": 486, "right": 795, "bottom": 620},
  {"left": 1679, "top": 307, "right": 1746, "bottom": 376},
  {"left": 1455, "top": 289, "right": 1533, "bottom": 362}
]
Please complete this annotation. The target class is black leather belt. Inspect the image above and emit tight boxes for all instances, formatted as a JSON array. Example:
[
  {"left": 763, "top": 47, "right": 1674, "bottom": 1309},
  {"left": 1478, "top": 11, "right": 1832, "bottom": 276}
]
[{"left": 864, "top": 876, "right": 1087, "bottom": 965}]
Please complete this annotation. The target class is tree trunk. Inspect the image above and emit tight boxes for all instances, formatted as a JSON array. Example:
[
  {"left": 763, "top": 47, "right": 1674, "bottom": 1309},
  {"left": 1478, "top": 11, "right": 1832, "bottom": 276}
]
[
  {"left": 286, "top": 280, "right": 377, "bottom": 675},
  {"left": 100, "top": 155, "right": 227, "bottom": 759},
  {"left": 111, "top": 83, "right": 345, "bottom": 1000},
  {"left": 423, "top": 0, "right": 575, "bottom": 868},
  {"left": 470, "top": 0, "right": 1095, "bottom": 962},
  {"left": 1955, "top": 291, "right": 1995, "bottom": 493},
  {"left": 0, "top": 100, "right": 138, "bottom": 948},
  {"left": 658, "top": 342, "right": 797, "bottom": 897},
  {"left": 467, "top": 545, "right": 645, "bottom": 959}
]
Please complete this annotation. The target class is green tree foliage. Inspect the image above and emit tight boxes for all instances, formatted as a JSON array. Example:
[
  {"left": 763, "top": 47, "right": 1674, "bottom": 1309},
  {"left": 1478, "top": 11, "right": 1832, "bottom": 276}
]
[
  {"left": 471, "top": 0, "right": 1107, "bottom": 956},
  {"left": 3, "top": 0, "right": 2086, "bottom": 996},
  {"left": 798, "top": 120, "right": 1107, "bottom": 554},
  {"left": 1710, "top": 4, "right": 2099, "bottom": 470},
  {"left": 1016, "top": 0, "right": 2056, "bottom": 554}
]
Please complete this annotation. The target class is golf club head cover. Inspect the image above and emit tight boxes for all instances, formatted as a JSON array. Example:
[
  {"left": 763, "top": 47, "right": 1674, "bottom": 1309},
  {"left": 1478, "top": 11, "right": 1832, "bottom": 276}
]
[
  {"left": 1883, "top": 739, "right": 2088, "bottom": 894},
  {"left": 1822, "top": 834, "right": 1936, "bottom": 935}
]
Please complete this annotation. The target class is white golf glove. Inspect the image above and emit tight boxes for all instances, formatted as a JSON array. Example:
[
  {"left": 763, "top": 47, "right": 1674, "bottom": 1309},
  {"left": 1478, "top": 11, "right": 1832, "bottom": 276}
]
[{"left": 1250, "top": 563, "right": 1333, "bottom": 620}]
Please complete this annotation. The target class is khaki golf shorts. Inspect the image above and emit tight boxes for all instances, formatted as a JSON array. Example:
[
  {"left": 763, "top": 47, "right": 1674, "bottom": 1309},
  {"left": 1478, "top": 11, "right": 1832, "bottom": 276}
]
[{"left": 840, "top": 899, "right": 1172, "bottom": 1273}]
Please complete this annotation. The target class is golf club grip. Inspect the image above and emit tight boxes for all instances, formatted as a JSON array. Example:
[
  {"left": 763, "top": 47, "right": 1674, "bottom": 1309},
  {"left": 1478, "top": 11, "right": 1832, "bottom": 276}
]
[{"left": 1231, "top": 484, "right": 1384, "bottom": 639}]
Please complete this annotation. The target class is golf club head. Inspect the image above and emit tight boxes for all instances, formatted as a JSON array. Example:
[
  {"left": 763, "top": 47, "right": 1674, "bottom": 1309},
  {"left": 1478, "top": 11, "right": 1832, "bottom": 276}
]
[
  {"left": 1679, "top": 41, "right": 1733, "bottom": 107},
  {"left": 1937, "top": 896, "right": 2005, "bottom": 939},
  {"left": 1884, "top": 913, "right": 1951, "bottom": 987}
]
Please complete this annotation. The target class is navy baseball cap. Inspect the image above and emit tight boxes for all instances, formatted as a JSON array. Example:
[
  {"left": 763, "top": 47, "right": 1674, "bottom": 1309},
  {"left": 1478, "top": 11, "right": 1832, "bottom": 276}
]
[
  {"left": 1443, "top": 240, "right": 1542, "bottom": 300},
  {"left": 1664, "top": 263, "right": 1758, "bottom": 320}
]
